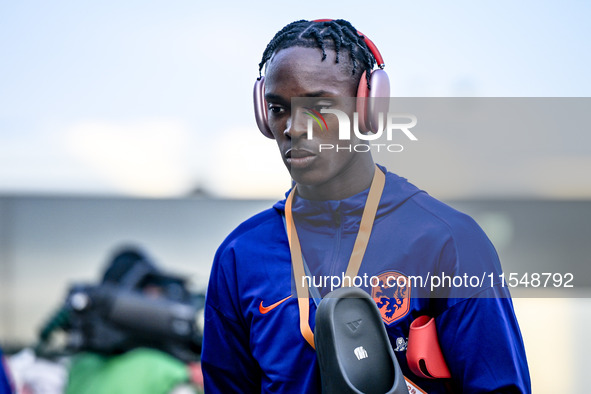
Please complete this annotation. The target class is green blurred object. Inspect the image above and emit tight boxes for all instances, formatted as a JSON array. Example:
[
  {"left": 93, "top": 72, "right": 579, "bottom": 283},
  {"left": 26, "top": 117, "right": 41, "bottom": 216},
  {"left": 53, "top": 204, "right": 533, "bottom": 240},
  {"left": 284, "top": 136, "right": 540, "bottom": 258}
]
[{"left": 65, "top": 348, "right": 194, "bottom": 394}]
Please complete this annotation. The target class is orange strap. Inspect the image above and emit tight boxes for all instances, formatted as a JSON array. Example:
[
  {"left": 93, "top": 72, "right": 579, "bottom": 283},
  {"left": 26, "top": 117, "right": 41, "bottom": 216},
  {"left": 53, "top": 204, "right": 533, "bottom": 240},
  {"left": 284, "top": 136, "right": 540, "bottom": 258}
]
[{"left": 285, "top": 165, "right": 386, "bottom": 348}]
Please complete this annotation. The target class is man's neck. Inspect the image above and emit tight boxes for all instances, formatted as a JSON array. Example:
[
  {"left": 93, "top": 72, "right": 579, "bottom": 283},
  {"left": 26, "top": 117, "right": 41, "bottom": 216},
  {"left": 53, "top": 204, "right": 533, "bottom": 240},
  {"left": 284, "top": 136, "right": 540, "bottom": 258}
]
[{"left": 295, "top": 158, "right": 376, "bottom": 201}]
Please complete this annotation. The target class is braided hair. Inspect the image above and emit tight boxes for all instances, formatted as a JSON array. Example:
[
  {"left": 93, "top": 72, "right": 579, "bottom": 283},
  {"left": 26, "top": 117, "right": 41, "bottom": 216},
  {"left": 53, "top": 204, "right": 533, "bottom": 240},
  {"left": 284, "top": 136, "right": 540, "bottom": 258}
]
[{"left": 258, "top": 19, "right": 376, "bottom": 88}]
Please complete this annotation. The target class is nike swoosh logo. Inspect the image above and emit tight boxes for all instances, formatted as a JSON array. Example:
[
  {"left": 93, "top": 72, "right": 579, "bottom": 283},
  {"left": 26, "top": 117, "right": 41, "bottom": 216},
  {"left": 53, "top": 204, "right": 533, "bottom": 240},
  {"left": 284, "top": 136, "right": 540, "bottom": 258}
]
[{"left": 259, "top": 295, "right": 292, "bottom": 314}]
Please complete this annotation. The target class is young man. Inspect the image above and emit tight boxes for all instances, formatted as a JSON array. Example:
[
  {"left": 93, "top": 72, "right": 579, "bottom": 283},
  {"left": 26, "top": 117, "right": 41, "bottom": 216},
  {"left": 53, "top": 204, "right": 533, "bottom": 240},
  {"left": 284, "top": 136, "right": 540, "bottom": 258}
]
[{"left": 202, "top": 19, "right": 530, "bottom": 393}]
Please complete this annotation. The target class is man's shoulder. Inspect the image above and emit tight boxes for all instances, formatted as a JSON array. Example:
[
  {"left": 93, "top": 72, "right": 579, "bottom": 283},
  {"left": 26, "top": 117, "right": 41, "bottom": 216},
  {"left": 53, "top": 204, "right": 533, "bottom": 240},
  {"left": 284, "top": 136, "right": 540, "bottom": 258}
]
[
  {"left": 383, "top": 174, "right": 492, "bottom": 256},
  {"left": 383, "top": 169, "right": 481, "bottom": 236},
  {"left": 408, "top": 192, "right": 479, "bottom": 231},
  {"left": 216, "top": 204, "right": 283, "bottom": 254}
]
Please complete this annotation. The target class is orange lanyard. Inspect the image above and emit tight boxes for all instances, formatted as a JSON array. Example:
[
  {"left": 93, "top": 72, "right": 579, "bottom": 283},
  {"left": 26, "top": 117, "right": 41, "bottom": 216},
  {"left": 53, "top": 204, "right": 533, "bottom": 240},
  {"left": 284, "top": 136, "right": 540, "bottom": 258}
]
[{"left": 284, "top": 165, "right": 386, "bottom": 348}]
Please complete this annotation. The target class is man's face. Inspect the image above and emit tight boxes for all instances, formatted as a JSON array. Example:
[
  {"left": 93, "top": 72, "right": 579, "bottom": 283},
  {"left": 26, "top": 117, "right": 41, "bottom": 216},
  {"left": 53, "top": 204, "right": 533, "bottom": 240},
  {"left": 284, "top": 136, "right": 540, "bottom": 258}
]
[{"left": 264, "top": 46, "right": 368, "bottom": 191}]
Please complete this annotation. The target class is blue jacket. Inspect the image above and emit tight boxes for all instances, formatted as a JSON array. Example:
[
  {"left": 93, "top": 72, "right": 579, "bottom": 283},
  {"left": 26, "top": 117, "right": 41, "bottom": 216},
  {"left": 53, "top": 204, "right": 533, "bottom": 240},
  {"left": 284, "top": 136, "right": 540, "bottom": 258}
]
[
  {"left": 202, "top": 166, "right": 531, "bottom": 393},
  {"left": 0, "top": 349, "right": 13, "bottom": 394}
]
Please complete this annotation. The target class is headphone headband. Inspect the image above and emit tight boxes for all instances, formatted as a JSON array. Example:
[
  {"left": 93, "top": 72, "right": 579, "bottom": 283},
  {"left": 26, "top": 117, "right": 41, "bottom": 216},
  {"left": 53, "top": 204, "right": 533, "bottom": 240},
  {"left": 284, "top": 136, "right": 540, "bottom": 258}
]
[{"left": 311, "top": 19, "right": 385, "bottom": 68}]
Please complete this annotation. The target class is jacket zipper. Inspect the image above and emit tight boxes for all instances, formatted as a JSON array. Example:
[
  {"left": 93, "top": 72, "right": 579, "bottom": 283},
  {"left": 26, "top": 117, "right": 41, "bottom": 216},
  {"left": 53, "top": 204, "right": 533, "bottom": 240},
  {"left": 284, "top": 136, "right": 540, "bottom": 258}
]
[{"left": 328, "top": 206, "right": 343, "bottom": 278}]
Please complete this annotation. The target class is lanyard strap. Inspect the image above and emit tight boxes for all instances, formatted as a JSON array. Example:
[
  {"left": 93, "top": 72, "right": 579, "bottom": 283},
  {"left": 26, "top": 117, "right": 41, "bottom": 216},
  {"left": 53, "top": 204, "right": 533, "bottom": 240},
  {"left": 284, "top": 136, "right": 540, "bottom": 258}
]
[{"left": 285, "top": 165, "right": 386, "bottom": 348}]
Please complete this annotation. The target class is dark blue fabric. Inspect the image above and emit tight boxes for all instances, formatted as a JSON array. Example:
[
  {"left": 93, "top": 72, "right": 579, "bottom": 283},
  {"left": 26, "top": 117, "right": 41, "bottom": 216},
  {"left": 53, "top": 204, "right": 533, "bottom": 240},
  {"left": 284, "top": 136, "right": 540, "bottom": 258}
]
[
  {"left": 0, "top": 349, "right": 13, "bottom": 394},
  {"left": 202, "top": 166, "right": 531, "bottom": 393}
]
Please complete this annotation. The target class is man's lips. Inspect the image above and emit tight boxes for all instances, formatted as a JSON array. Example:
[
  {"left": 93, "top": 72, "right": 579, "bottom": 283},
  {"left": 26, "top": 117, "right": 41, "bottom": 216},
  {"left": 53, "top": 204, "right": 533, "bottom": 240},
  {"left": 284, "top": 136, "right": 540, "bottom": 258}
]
[
  {"left": 286, "top": 148, "right": 315, "bottom": 159},
  {"left": 285, "top": 148, "right": 316, "bottom": 169}
]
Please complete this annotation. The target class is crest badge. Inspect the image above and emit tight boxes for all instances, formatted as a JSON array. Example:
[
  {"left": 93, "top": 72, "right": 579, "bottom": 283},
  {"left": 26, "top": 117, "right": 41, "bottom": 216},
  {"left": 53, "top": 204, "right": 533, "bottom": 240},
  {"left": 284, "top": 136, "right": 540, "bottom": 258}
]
[{"left": 371, "top": 271, "right": 411, "bottom": 324}]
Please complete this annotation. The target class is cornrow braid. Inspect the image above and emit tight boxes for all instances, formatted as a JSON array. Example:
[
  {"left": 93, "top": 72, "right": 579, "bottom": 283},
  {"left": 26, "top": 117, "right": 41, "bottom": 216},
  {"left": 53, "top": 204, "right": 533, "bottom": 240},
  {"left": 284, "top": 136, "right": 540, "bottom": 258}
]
[{"left": 258, "top": 19, "right": 376, "bottom": 88}]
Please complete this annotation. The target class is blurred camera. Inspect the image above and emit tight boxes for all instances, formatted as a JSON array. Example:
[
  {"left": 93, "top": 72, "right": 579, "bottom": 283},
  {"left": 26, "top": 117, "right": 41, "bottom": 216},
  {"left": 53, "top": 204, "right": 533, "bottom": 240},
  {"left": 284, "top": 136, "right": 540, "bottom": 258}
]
[{"left": 39, "top": 248, "right": 204, "bottom": 363}]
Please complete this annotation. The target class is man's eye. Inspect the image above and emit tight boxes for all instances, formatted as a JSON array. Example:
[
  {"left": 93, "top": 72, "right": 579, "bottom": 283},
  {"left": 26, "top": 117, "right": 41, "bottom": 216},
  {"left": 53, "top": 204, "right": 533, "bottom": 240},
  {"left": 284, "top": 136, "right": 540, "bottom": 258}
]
[{"left": 267, "top": 105, "right": 285, "bottom": 114}]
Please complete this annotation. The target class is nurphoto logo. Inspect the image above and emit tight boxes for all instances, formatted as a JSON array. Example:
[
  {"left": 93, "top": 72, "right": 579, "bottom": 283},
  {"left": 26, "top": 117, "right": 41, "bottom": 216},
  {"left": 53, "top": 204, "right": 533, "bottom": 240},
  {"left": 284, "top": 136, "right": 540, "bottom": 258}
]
[{"left": 298, "top": 97, "right": 418, "bottom": 153}]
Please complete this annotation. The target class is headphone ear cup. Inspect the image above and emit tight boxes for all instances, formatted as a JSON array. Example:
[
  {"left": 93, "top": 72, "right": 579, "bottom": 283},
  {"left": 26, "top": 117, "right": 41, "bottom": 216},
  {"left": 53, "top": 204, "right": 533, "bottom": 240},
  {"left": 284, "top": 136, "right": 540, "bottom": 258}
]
[
  {"left": 356, "top": 69, "right": 390, "bottom": 133},
  {"left": 356, "top": 71, "right": 370, "bottom": 134},
  {"left": 253, "top": 77, "right": 274, "bottom": 139}
]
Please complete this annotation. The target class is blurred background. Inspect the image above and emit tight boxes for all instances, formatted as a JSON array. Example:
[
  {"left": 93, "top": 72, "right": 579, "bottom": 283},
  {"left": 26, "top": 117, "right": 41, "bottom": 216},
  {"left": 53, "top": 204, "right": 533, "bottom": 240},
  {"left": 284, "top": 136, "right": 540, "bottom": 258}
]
[{"left": 1, "top": 0, "right": 590, "bottom": 392}]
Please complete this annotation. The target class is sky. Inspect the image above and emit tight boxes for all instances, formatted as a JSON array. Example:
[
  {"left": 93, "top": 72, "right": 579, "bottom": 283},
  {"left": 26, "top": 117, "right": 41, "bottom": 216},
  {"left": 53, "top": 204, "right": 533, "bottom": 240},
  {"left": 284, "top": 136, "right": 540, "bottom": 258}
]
[{"left": 1, "top": 0, "right": 590, "bottom": 198}]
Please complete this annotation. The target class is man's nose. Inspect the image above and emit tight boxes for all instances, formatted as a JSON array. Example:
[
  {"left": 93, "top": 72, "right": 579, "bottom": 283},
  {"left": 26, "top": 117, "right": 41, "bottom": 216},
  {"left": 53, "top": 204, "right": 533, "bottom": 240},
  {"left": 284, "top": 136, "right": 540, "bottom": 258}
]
[{"left": 284, "top": 108, "right": 309, "bottom": 139}]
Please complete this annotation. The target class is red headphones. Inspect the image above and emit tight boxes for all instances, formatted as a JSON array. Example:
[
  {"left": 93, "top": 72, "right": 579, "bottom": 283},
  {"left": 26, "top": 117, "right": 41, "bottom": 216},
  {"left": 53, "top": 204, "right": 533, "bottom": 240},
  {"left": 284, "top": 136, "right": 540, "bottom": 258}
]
[{"left": 253, "top": 19, "right": 390, "bottom": 139}]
